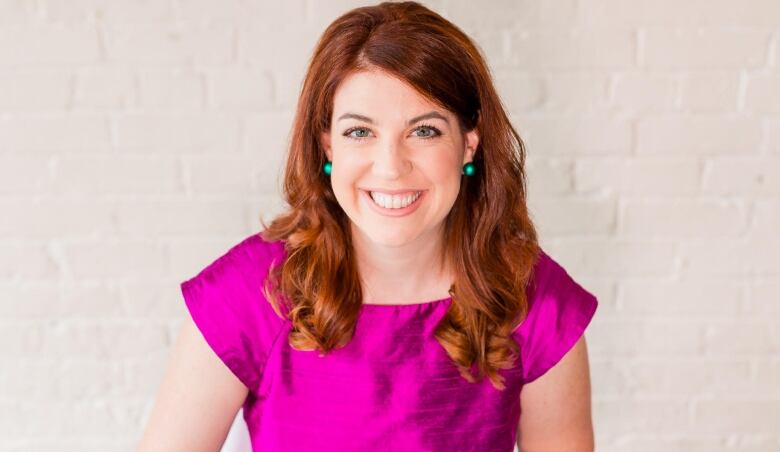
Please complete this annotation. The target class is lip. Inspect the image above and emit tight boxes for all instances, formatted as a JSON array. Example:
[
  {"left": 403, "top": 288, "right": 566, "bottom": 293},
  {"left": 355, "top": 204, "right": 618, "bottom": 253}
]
[
  {"left": 361, "top": 187, "right": 424, "bottom": 195},
  {"left": 360, "top": 189, "right": 426, "bottom": 217}
]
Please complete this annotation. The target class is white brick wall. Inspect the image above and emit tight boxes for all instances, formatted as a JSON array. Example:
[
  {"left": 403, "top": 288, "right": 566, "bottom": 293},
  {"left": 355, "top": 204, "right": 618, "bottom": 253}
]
[{"left": 0, "top": 1, "right": 777, "bottom": 451}]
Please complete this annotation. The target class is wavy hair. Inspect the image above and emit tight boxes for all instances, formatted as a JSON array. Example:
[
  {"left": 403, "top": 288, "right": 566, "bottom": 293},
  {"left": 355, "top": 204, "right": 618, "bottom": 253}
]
[{"left": 259, "top": 1, "right": 540, "bottom": 390}]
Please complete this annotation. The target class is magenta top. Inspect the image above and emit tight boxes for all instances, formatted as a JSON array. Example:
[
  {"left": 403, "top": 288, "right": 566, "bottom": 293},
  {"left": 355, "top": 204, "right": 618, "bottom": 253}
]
[{"left": 180, "top": 233, "right": 598, "bottom": 451}]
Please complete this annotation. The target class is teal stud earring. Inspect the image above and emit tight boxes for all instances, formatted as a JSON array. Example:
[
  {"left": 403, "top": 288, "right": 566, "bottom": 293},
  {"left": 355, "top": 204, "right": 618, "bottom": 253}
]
[
  {"left": 323, "top": 160, "right": 332, "bottom": 175},
  {"left": 462, "top": 161, "right": 475, "bottom": 176}
]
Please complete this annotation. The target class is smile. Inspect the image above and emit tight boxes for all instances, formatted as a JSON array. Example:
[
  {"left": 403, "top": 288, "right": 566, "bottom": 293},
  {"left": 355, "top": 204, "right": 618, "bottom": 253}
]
[{"left": 360, "top": 189, "right": 426, "bottom": 217}]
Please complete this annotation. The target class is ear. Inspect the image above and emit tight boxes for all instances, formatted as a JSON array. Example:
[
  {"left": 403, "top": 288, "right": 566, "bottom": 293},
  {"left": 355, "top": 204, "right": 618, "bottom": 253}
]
[
  {"left": 320, "top": 130, "right": 333, "bottom": 161},
  {"left": 463, "top": 128, "right": 479, "bottom": 164}
]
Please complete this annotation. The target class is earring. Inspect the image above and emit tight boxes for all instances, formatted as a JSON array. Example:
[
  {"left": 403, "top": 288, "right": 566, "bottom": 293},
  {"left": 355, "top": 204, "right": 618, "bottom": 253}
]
[
  {"left": 323, "top": 160, "right": 332, "bottom": 175},
  {"left": 462, "top": 161, "right": 475, "bottom": 176}
]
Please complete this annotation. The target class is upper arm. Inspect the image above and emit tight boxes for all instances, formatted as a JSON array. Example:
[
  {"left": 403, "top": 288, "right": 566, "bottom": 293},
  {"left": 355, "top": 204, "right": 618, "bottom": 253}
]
[
  {"left": 135, "top": 316, "right": 249, "bottom": 452},
  {"left": 516, "top": 335, "right": 594, "bottom": 452}
]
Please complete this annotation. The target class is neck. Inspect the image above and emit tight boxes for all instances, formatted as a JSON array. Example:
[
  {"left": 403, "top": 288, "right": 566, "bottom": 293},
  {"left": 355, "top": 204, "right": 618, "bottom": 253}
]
[{"left": 350, "top": 222, "right": 452, "bottom": 303}]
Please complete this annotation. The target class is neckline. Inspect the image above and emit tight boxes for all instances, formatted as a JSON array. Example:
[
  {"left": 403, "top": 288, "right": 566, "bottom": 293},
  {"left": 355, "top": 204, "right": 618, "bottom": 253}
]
[
  {"left": 265, "top": 235, "right": 453, "bottom": 310},
  {"left": 361, "top": 295, "right": 452, "bottom": 309}
]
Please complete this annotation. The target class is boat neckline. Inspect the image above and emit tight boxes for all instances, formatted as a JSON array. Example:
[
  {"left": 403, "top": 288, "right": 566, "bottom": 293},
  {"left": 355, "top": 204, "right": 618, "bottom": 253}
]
[{"left": 361, "top": 296, "right": 452, "bottom": 308}]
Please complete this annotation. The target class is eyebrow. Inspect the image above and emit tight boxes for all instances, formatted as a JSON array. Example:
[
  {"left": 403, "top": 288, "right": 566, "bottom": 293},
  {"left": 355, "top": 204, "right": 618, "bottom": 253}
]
[{"left": 337, "top": 111, "right": 450, "bottom": 126}]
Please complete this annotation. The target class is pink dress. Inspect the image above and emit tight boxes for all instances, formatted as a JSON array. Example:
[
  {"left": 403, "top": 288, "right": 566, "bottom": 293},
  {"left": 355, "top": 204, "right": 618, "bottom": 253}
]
[{"left": 180, "top": 233, "right": 598, "bottom": 451}]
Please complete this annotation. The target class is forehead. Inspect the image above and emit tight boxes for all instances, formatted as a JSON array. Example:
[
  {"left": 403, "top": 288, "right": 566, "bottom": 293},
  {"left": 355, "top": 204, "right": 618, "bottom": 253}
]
[{"left": 332, "top": 70, "right": 443, "bottom": 119}]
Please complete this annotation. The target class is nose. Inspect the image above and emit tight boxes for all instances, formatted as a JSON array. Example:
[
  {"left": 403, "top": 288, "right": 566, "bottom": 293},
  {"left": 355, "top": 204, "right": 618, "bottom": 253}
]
[{"left": 372, "top": 139, "right": 412, "bottom": 180}]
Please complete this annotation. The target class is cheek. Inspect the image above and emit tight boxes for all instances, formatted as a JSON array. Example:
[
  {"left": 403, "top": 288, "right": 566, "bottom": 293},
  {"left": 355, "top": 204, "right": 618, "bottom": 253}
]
[
  {"left": 423, "top": 157, "right": 460, "bottom": 186},
  {"left": 431, "top": 155, "right": 464, "bottom": 203},
  {"left": 330, "top": 160, "right": 364, "bottom": 200}
]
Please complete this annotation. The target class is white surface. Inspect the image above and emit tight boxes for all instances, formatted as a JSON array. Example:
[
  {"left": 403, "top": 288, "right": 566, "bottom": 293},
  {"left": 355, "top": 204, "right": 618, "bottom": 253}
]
[{"left": 221, "top": 409, "right": 252, "bottom": 452}]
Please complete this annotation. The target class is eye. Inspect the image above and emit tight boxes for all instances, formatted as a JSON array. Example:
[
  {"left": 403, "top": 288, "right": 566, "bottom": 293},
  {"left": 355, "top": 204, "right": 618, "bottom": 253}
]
[
  {"left": 412, "top": 123, "right": 442, "bottom": 139},
  {"left": 343, "top": 127, "right": 372, "bottom": 141},
  {"left": 342, "top": 124, "right": 443, "bottom": 141}
]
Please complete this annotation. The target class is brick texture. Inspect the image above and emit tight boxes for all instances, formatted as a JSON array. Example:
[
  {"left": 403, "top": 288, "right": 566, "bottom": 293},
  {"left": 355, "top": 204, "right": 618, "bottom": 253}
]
[{"left": 0, "top": 1, "right": 777, "bottom": 451}]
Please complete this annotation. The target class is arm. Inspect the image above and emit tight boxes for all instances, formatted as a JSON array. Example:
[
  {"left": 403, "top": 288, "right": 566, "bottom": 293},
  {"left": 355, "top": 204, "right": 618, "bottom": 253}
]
[
  {"left": 516, "top": 336, "right": 594, "bottom": 452},
  {"left": 135, "top": 316, "right": 250, "bottom": 452}
]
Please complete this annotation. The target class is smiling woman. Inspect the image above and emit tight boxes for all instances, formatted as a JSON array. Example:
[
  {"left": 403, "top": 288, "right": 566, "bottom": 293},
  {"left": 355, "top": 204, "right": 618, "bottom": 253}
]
[
  {"left": 136, "top": 1, "right": 598, "bottom": 451},
  {"left": 320, "top": 69, "right": 479, "bottom": 252}
]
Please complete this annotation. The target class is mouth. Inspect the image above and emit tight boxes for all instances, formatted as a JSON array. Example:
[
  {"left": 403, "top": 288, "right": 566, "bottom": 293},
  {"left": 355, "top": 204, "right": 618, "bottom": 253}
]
[{"left": 359, "top": 188, "right": 427, "bottom": 216}]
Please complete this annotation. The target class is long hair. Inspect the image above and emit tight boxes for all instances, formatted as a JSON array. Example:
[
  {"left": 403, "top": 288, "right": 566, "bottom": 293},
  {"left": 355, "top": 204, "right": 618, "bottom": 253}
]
[{"left": 259, "top": 1, "right": 540, "bottom": 391}]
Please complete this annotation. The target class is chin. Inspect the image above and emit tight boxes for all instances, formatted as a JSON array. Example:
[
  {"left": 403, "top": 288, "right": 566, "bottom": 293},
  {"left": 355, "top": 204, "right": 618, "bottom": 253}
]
[
  {"left": 355, "top": 223, "right": 419, "bottom": 247},
  {"left": 369, "top": 235, "right": 414, "bottom": 248}
]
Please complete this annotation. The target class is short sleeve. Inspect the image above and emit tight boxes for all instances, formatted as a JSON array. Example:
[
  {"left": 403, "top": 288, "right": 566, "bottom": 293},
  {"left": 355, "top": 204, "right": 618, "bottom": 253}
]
[
  {"left": 515, "top": 248, "right": 599, "bottom": 384},
  {"left": 180, "top": 233, "right": 288, "bottom": 393}
]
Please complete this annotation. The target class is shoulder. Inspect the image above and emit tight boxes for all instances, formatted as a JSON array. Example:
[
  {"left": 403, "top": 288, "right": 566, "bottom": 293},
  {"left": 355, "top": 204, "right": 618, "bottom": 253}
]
[
  {"left": 526, "top": 248, "right": 580, "bottom": 295},
  {"left": 515, "top": 247, "right": 599, "bottom": 383},
  {"left": 205, "top": 231, "right": 285, "bottom": 275},
  {"left": 182, "top": 232, "right": 286, "bottom": 293},
  {"left": 180, "top": 231, "right": 290, "bottom": 328},
  {"left": 178, "top": 231, "right": 290, "bottom": 393},
  {"left": 523, "top": 247, "right": 595, "bottom": 311}
]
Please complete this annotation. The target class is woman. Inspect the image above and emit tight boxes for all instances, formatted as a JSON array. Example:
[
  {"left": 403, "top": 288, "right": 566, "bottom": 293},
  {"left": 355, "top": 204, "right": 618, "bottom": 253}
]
[{"left": 137, "top": 2, "right": 598, "bottom": 451}]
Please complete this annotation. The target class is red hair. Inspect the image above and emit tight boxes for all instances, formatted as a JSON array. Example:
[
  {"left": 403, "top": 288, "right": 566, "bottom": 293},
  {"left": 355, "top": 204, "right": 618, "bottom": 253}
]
[{"left": 260, "top": 1, "right": 540, "bottom": 390}]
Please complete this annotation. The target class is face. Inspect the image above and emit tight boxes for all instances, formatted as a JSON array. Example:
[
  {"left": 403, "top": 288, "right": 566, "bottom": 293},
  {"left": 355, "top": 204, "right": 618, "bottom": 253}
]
[{"left": 320, "top": 69, "right": 479, "bottom": 248}]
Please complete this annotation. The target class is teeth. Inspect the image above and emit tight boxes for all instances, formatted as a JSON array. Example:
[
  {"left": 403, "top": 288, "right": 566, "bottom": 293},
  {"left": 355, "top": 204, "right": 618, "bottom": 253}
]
[{"left": 369, "top": 191, "right": 422, "bottom": 209}]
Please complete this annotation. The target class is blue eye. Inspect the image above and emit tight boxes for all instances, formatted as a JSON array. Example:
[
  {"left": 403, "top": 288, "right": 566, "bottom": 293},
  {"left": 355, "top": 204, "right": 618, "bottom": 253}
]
[
  {"left": 342, "top": 123, "right": 443, "bottom": 141},
  {"left": 412, "top": 123, "right": 442, "bottom": 139},
  {"left": 344, "top": 127, "right": 371, "bottom": 140}
]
